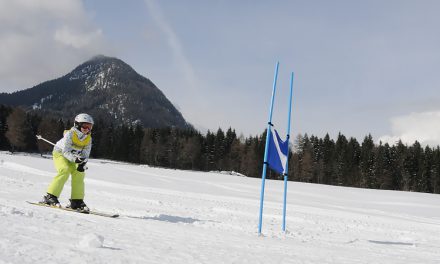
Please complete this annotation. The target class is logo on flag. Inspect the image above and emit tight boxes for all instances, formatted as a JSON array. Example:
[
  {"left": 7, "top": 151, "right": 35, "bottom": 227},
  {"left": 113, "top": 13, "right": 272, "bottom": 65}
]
[{"left": 267, "top": 126, "right": 288, "bottom": 174}]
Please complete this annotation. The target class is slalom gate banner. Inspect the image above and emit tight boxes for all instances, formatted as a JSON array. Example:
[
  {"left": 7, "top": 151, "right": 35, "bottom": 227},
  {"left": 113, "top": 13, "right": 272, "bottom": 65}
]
[{"left": 267, "top": 126, "right": 288, "bottom": 175}]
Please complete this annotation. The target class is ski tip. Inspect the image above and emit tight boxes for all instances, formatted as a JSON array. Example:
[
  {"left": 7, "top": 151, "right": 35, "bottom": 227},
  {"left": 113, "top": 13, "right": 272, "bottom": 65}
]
[{"left": 89, "top": 211, "right": 120, "bottom": 218}]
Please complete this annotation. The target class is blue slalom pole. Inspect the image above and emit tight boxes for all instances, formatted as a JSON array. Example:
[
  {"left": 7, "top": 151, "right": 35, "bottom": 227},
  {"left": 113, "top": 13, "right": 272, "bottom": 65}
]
[
  {"left": 282, "top": 72, "right": 294, "bottom": 232},
  {"left": 258, "top": 62, "right": 279, "bottom": 235}
]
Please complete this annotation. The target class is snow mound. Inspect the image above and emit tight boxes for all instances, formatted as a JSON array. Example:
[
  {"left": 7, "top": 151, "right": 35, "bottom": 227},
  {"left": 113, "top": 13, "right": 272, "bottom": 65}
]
[
  {"left": 212, "top": 170, "right": 247, "bottom": 177},
  {"left": 78, "top": 233, "right": 105, "bottom": 248}
]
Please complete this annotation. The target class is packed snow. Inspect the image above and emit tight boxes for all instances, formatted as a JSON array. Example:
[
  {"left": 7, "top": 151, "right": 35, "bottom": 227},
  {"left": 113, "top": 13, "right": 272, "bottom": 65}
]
[{"left": 1, "top": 151, "right": 440, "bottom": 263}]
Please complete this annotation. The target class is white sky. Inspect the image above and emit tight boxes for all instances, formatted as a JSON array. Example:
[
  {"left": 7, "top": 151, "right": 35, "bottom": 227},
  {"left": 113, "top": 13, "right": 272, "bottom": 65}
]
[{"left": 1, "top": 0, "right": 440, "bottom": 146}]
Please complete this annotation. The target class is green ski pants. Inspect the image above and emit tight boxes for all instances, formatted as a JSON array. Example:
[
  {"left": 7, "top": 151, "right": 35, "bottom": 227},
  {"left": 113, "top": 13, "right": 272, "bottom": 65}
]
[{"left": 47, "top": 151, "right": 85, "bottom": 199}]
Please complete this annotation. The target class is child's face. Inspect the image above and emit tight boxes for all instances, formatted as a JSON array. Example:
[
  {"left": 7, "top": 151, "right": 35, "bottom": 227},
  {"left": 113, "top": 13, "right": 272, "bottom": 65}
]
[{"left": 80, "top": 123, "right": 93, "bottom": 134}]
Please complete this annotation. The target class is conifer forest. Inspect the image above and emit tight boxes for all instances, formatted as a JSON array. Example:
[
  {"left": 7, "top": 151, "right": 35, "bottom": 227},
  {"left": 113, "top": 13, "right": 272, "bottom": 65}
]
[{"left": 1, "top": 105, "right": 440, "bottom": 194}]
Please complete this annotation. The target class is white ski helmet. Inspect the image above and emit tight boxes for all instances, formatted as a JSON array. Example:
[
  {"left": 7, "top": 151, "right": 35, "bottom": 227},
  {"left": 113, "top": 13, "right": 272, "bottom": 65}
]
[{"left": 74, "top": 113, "right": 94, "bottom": 129}]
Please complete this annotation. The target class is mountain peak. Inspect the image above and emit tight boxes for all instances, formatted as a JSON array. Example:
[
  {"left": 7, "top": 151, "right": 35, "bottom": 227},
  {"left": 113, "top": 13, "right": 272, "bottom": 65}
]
[
  {"left": 68, "top": 55, "right": 135, "bottom": 84},
  {"left": 88, "top": 54, "right": 115, "bottom": 62},
  {"left": 84, "top": 55, "right": 129, "bottom": 68}
]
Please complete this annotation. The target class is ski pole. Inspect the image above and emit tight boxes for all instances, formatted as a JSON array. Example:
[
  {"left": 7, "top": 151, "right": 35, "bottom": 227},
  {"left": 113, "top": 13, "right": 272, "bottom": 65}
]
[
  {"left": 36, "top": 135, "right": 56, "bottom": 146},
  {"left": 36, "top": 135, "right": 88, "bottom": 170}
]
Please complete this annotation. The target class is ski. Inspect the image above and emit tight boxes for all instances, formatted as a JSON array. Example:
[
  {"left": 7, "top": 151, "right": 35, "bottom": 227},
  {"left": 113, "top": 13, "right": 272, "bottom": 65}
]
[
  {"left": 26, "top": 201, "right": 119, "bottom": 218},
  {"left": 88, "top": 210, "right": 119, "bottom": 218}
]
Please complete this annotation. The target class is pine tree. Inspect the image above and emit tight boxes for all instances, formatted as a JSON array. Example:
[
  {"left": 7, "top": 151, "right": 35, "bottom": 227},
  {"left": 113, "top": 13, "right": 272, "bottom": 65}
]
[
  {"left": 390, "top": 140, "right": 407, "bottom": 190},
  {"left": 375, "top": 142, "right": 393, "bottom": 189},
  {"left": 0, "top": 105, "right": 12, "bottom": 150},
  {"left": 37, "top": 117, "right": 62, "bottom": 154},
  {"left": 229, "top": 137, "right": 243, "bottom": 172},
  {"left": 334, "top": 133, "right": 348, "bottom": 185},
  {"left": 405, "top": 141, "right": 423, "bottom": 191},
  {"left": 240, "top": 136, "right": 260, "bottom": 178},
  {"left": 204, "top": 131, "right": 216, "bottom": 171},
  {"left": 360, "top": 134, "right": 377, "bottom": 188},
  {"left": 432, "top": 147, "right": 440, "bottom": 194},
  {"left": 5, "top": 108, "right": 34, "bottom": 152},
  {"left": 128, "top": 124, "right": 144, "bottom": 164},
  {"left": 309, "top": 136, "right": 324, "bottom": 184},
  {"left": 296, "top": 134, "right": 313, "bottom": 182},
  {"left": 214, "top": 128, "right": 226, "bottom": 170},
  {"left": 346, "top": 137, "right": 361, "bottom": 186},
  {"left": 95, "top": 124, "right": 114, "bottom": 159},
  {"left": 26, "top": 112, "right": 40, "bottom": 151},
  {"left": 322, "top": 134, "right": 335, "bottom": 185},
  {"left": 139, "top": 128, "right": 154, "bottom": 165},
  {"left": 112, "top": 125, "right": 131, "bottom": 162},
  {"left": 223, "top": 128, "right": 238, "bottom": 171},
  {"left": 419, "top": 146, "right": 433, "bottom": 193},
  {"left": 178, "top": 133, "right": 202, "bottom": 169}
]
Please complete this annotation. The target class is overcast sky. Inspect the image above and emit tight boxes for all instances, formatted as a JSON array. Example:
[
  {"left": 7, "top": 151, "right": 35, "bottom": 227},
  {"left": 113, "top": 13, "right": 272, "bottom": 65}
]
[{"left": 1, "top": 0, "right": 440, "bottom": 146}]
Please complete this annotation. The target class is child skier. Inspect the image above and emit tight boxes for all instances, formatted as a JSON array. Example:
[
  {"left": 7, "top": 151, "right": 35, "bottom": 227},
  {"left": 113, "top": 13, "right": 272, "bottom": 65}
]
[{"left": 41, "top": 113, "right": 94, "bottom": 211}]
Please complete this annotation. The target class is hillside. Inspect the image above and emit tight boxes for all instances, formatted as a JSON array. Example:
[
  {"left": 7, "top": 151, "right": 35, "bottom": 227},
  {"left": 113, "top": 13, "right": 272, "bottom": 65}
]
[
  {"left": 1, "top": 152, "right": 440, "bottom": 263},
  {"left": 0, "top": 55, "right": 189, "bottom": 128}
]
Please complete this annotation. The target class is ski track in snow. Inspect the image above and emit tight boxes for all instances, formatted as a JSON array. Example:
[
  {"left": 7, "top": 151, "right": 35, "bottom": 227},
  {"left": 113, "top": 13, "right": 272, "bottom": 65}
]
[{"left": 1, "top": 152, "right": 440, "bottom": 263}]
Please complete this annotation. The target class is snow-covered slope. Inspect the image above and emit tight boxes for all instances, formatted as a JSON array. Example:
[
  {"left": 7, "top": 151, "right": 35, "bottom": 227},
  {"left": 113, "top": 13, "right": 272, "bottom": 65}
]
[{"left": 1, "top": 152, "right": 440, "bottom": 263}]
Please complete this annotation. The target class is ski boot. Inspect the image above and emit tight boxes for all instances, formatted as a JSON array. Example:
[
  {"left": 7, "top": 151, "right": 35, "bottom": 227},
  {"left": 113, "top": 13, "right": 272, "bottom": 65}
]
[
  {"left": 67, "top": 199, "right": 89, "bottom": 212},
  {"left": 41, "top": 193, "right": 60, "bottom": 207}
]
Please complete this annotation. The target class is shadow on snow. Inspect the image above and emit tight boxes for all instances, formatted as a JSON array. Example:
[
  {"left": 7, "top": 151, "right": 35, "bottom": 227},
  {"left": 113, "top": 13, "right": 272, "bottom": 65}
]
[{"left": 128, "top": 214, "right": 218, "bottom": 224}]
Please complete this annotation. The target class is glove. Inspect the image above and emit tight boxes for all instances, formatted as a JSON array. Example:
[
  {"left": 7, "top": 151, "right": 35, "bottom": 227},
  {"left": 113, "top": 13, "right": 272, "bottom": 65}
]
[
  {"left": 75, "top": 157, "right": 86, "bottom": 163},
  {"left": 77, "top": 162, "right": 87, "bottom": 172}
]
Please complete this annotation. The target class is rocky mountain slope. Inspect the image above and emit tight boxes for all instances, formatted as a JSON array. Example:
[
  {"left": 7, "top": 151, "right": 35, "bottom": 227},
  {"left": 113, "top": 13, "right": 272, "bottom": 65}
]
[{"left": 0, "top": 55, "right": 189, "bottom": 128}]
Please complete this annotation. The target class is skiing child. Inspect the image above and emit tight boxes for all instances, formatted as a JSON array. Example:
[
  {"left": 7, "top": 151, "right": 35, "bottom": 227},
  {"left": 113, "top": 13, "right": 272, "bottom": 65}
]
[{"left": 41, "top": 113, "right": 94, "bottom": 211}]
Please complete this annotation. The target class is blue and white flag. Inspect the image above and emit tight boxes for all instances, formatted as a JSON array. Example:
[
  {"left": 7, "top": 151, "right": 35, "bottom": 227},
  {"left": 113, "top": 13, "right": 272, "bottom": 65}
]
[{"left": 267, "top": 126, "right": 288, "bottom": 175}]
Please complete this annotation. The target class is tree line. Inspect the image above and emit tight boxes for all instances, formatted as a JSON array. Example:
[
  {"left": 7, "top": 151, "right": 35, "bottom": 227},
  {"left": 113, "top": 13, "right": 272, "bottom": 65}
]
[
  {"left": 293, "top": 133, "right": 440, "bottom": 194},
  {"left": 1, "top": 105, "right": 440, "bottom": 194}
]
